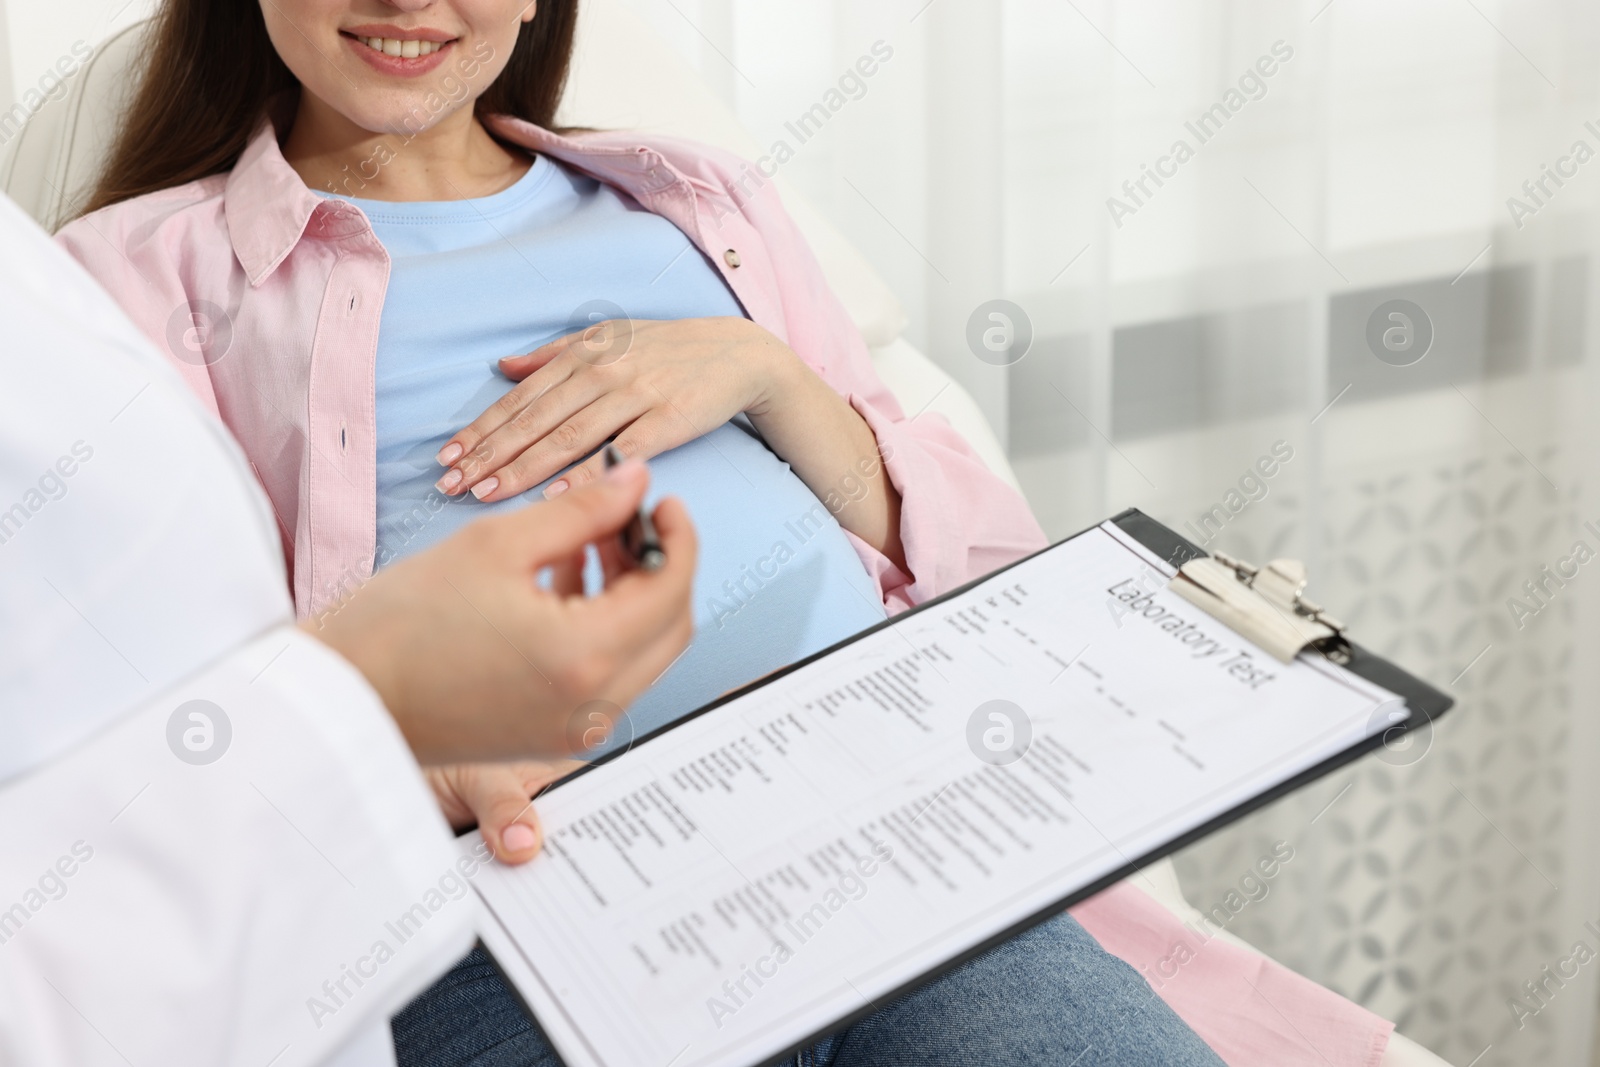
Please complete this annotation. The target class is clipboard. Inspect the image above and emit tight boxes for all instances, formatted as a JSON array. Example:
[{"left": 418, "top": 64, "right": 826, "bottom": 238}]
[{"left": 475, "top": 508, "right": 1454, "bottom": 1067}]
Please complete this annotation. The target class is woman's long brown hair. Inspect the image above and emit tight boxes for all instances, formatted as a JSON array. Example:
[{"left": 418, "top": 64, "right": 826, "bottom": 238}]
[{"left": 79, "top": 1, "right": 578, "bottom": 218}]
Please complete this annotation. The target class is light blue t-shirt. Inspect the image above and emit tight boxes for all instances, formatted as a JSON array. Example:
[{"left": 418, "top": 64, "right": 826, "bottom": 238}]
[{"left": 325, "top": 155, "right": 886, "bottom": 743}]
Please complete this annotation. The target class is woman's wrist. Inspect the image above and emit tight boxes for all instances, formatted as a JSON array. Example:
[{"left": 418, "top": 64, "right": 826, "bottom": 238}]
[
  {"left": 740, "top": 321, "right": 809, "bottom": 423},
  {"left": 737, "top": 333, "right": 907, "bottom": 569}
]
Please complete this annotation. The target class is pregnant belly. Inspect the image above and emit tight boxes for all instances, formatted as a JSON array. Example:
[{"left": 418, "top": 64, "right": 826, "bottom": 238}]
[
  {"left": 374, "top": 420, "right": 887, "bottom": 749},
  {"left": 605, "top": 420, "right": 887, "bottom": 747}
]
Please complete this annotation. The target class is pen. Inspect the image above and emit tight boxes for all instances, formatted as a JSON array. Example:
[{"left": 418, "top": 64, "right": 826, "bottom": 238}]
[{"left": 603, "top": 443, "right": 665, "bottom": 572}]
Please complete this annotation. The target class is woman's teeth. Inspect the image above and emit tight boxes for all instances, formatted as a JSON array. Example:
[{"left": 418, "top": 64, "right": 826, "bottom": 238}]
[{"left": 357, "top": 37, "right": 446, "bottom": 58}]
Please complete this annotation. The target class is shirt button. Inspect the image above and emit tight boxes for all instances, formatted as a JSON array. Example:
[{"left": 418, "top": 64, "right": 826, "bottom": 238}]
[{"left": 723, "top": 249, "right": 742, "bottom": 269}]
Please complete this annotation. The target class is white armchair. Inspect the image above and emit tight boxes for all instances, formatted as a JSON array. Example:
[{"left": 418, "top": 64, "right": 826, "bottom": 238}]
[{"left": 0, "top": 4, "right": 1440, "bottom": 1064}]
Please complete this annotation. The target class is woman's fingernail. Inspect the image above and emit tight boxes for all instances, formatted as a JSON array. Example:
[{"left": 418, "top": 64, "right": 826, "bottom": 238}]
[
  {"left": 436, "top": 442, "right": 463, "bottom": 466},
  {"left": 435, "top": 468, "right": 463, "bottom": 493},
  {"left": 543, "top": 479, "right": 569, "bottom": 499},
  {"left": 470, "top": 477, "right": 500, "bottom": 501},
  {"left": 501, "top": 823, "right": 538, "bottom": 852}
]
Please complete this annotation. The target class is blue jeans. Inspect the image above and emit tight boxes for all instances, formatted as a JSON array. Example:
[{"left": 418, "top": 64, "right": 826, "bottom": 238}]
[{"left": 392, "top": 914, "right": 1224, "bottom": 1067}]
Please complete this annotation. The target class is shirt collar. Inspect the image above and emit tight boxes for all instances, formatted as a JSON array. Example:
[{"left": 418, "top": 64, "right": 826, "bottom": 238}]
[
  {"left": 483, "top": 115, "right": 692, "bottom": 199},
  {"left": 223, "top": 115, "right": 343, "bottom": 286},
  {"left": 223, "top": 112, "right": 706, "bottom": 286}
]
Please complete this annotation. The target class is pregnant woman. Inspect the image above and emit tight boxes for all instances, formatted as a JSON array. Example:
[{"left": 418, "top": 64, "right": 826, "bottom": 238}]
[{"left": 58, "top": 1, "right": 1392, "bottom": 1065}]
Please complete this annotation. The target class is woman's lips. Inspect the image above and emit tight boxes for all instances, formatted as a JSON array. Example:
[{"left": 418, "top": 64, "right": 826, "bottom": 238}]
[{"left": 341, "top": 32, "right": 456, "bottom": 78}]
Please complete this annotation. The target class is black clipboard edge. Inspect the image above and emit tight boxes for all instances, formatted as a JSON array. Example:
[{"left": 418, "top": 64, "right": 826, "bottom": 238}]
[{"left": 484, "top": 507, "right": 1455, "bottom": 1067}]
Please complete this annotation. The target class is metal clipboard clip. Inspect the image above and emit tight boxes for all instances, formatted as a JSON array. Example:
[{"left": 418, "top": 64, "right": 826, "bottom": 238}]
[{"left": 1168, "top": 552, "right": 1352, "bottom": 665}]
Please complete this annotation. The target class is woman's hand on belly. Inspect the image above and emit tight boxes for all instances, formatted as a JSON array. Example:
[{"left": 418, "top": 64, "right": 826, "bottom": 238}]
[
  {"left": 435, "top": 316, "right": 784, "bottom": 502},
  {"left": 427, "top": 759, "right": 583, "bottom": 864},
  {"left": 434, "top": 316, "right": 908, "bottom": 570}
]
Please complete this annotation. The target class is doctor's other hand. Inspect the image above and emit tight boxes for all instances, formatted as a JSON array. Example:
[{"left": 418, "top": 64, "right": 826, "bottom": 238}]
[
  {"left": 304, "top": 459, "right": 696, "bottom": 765},
  {"left": 427, "top": 759, "right": 582, "bottom": 864}
]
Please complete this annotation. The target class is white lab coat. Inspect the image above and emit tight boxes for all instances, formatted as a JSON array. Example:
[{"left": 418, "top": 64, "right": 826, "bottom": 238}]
[{"left": 0, "top": 195, "right": 476, "bottom": 1065}]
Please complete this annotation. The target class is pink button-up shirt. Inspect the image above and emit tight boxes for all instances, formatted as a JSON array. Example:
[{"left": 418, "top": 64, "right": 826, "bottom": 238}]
[
  {"left": 56, "top": 114, "right": 1392, "bottom": 1067},
  {"left": 57, "top": 115, "right": 1044, "bottom": 620}
]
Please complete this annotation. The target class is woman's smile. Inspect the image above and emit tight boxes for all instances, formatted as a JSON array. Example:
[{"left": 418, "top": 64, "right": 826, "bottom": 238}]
[
  {"left": 340, "top": 24, "right": 459, "bottom": 77},
  {"left": 252, "top": 0, "right": 533, "bottom": 143}
]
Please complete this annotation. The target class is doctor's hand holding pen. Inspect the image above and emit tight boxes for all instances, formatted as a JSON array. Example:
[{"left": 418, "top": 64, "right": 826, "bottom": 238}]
[{"left": 306, "top": 457, "right": 697, "bottom": 861}]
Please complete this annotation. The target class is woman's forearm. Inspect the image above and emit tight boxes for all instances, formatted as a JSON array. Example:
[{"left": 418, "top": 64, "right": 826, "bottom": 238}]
[{"left": 748, "top": 351, "right": 907, "bottom": 573}]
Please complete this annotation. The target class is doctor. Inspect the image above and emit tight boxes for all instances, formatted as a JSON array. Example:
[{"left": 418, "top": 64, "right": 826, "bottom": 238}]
[{"left": 0, "top": 194, "right": 696, "bottom": 1066}]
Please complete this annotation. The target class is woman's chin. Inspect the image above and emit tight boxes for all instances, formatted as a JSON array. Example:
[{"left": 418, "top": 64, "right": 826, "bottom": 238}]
[{"left": 319, "top": 99, "right": 464, "bottom": 142}]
